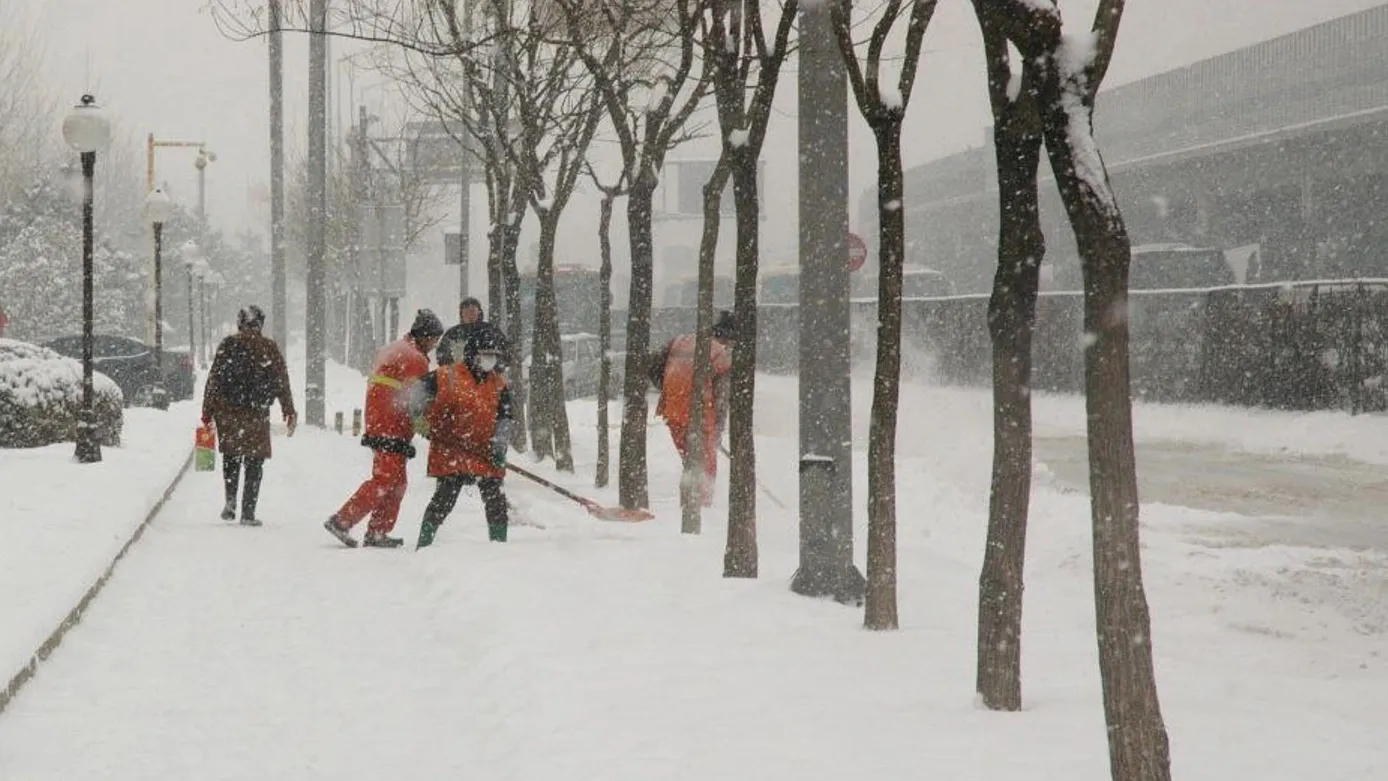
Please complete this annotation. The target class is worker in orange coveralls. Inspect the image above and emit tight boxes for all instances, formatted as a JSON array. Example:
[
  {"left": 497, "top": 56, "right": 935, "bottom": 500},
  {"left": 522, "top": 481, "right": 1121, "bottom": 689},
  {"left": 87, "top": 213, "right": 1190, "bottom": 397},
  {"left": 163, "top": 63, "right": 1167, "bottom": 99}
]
[
  {"left": 654, "top": 310, "right": 736, "bottom": 507},
  {"left": 323, "top": 309, "right": 444, "bottom": 548}
]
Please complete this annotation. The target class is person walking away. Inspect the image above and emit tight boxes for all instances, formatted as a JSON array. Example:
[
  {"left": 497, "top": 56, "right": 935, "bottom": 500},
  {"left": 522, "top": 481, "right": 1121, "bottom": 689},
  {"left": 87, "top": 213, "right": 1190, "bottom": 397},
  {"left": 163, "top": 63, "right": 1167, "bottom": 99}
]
[
  {"left": 201, "top": 305, "right": 296, "bottom": 526},
  {"left": 436, "top": 296, "right": 512, "bottom": 371},
  {"left": 654, "top": 310, "right": 736, "bottom": 507},
  {"left": 323, "top": 309, "right": 445, "bottom": 548},
  {"left": 412, "top": 328, "right": 516, "bottom": 548}
]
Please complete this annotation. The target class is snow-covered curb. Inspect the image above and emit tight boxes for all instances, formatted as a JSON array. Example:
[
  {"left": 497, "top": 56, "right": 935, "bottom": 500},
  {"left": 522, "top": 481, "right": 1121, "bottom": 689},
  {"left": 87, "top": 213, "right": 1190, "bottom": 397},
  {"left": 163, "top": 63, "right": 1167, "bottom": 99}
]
[{"left": 0, "top": 409, "right": 196, "bottom": 716}]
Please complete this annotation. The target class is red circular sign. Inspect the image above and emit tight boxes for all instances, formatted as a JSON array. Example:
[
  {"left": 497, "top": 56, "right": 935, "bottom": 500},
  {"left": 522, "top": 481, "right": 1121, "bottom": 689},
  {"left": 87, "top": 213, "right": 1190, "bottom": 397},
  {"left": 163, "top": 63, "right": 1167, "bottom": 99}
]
[{"left": 848, "top": 232, "right": 868, "bottom": 272}]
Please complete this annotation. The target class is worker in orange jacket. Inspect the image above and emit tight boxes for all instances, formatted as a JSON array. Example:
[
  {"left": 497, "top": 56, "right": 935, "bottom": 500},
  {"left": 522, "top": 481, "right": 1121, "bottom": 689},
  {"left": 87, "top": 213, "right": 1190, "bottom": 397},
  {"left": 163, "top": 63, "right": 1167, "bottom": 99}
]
[
  {"left": 324, "top": 310, "right": 444, "bottom": 548},
  {"left": 410, "top": 326, "right": 515, "bottom": 548},
  {"left": 654, "top": 310, "right": 736, "bottom": 507}
]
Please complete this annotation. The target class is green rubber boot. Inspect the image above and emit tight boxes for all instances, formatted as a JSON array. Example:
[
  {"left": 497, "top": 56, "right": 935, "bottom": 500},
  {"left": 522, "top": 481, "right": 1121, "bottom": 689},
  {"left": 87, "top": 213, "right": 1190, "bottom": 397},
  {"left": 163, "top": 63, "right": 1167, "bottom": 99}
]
[
  {"left": 487, "top": 523, "right": 508, "bottom": 543},
  {"left": 416, "top": 520, "right": 441, "bottom": 550}
]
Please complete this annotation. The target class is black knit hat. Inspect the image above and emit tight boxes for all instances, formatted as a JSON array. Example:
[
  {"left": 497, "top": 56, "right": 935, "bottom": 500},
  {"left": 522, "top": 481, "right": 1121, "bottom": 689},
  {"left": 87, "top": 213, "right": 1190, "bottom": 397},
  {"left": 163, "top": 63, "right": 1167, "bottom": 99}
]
[
  {"left": 238, "top": 305, "right": 266, "bottom": 331},
  {"left": 712, "top": 310, "right": 737, "bottom": 341},
  {"left": 409, "top": 309, "right": 445, "bottom": 339}
]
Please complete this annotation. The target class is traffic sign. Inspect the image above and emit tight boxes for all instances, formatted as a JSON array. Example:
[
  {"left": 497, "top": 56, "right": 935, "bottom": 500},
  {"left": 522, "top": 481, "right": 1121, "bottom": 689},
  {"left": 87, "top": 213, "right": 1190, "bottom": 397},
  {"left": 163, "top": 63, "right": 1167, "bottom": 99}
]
[{"left": 848, "top": 232, "right": 868, "bottom": 272}]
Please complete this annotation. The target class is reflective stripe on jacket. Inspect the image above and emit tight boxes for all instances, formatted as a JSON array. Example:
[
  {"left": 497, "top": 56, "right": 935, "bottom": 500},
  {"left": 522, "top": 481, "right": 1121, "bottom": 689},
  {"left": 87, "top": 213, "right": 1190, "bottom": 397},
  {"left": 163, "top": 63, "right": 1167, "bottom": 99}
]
[{"left": 364, "top": 337, "right": 430, "bottom": 443}]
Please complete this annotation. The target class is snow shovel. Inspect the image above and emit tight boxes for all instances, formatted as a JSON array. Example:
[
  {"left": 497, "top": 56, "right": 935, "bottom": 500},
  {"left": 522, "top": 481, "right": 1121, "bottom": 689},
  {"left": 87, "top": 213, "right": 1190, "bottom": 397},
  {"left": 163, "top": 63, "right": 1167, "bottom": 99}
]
[
  {"left": 717, "top": 443, "right": 788, "bottom": 509},
  {"left": 505, "top": 462, "right": 655, "bottom": 523}
]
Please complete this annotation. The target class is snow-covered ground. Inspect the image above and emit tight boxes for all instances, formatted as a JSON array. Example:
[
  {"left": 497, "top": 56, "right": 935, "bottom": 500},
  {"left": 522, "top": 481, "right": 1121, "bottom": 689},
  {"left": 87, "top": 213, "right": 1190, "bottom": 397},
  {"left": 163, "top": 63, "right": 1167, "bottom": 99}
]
[
  {"left": 0, "top": 400, "right": 198, "bottom": 696},
  {"left": 1, "top": 359, "right": 1385, "bottom": 779}
]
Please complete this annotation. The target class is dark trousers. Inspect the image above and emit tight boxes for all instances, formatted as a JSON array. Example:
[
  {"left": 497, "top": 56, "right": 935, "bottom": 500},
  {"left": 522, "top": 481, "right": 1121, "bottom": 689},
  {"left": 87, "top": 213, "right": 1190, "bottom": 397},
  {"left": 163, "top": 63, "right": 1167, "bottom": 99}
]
[
  {"left": 422, "top": 475, "right": 508, "bottom": 529},
  {"left": 223, "top": 455, "right": 265, "bottom": 519}
]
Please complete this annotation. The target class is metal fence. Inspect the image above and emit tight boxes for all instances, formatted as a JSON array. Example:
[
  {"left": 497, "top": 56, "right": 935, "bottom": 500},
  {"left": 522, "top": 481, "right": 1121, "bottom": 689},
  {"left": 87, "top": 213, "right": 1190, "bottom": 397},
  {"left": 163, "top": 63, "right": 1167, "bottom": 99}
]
[{"left": 642, "top": 279, "right": 1388, "bottom": 414}]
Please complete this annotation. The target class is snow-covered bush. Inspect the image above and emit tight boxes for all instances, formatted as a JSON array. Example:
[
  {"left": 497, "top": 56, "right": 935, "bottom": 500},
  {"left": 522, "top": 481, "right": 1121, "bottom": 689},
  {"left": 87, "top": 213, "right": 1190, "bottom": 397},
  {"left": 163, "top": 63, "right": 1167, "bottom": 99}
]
[{"left": 0, "top": 338, "right": 123, "bottom": 448}]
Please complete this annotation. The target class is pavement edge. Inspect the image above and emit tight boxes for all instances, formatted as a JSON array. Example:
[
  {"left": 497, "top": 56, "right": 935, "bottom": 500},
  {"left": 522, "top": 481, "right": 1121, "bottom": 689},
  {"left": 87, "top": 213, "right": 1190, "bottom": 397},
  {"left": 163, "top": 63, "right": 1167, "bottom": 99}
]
[{"left": 0, "top": 448, "right": 196, "bottom": 717}]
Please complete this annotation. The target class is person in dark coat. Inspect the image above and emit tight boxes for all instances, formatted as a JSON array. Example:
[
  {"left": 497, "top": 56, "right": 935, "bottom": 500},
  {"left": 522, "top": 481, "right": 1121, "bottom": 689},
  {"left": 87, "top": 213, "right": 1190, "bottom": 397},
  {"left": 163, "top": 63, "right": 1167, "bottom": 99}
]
[
  {"left": 436, "top": 297, "right": 512, "bottom": 371},
  {"left": 201, "top": 305, "right": 297, "bottom": 526}
]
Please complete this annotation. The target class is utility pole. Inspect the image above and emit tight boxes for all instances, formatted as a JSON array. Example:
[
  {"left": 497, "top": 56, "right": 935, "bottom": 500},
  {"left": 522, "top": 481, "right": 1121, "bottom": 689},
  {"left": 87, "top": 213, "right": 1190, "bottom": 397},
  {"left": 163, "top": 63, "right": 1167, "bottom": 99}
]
[
  {"left": 269, "top": 0, "right": 287, "bottom": 351},
  {"left": 791, "top": 0, "right": 865, "bottom": 605},
  {"left": 348, "top": 105, "right": 371, "bottom": 371},
  {"left": 306, "top": 0, "right": 328, "bottom": 427}
]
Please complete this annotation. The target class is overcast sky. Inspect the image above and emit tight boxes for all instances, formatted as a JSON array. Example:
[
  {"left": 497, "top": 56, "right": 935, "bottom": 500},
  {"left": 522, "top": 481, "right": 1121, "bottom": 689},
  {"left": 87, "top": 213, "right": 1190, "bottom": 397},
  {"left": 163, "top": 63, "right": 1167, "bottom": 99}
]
[{"left": 17, "top": 0, "right": 1388, "bottom": 253}]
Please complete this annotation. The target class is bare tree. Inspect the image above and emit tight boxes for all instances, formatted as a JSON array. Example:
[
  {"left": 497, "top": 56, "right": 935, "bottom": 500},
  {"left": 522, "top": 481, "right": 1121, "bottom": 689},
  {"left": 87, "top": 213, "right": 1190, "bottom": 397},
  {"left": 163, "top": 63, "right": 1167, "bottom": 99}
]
[
  {"left": 495, "top": 9, "right": 614, "bottom": 472},
  {"left": 586, "top": 162, "right": 630, "bottom": 489},
  {"left": 210, "top": 0, "right": 498, "bottom": 57},
  {"left": 363, "top": 0, "right": 610, "bottom": 458},
  {"left": 0, "top": 18, "right": 55, "bottom": 207},
  {"left": 555, "top": 0, "right": 713, "bottom": 510},
  {"left": 987, "top": 2, "right": 1171, "bottom": 778},
  {"left": 681, "top": 156, "right": 730, "bottom": 535},
  {"left": 970, "top": 2, "right": 1046, "bottom": 711},
  {"left": 694, "top": 0, "right": 797, "bottom": 574},
  {"left": 829, "top": 0, "right": 939, "bottom": 630}
]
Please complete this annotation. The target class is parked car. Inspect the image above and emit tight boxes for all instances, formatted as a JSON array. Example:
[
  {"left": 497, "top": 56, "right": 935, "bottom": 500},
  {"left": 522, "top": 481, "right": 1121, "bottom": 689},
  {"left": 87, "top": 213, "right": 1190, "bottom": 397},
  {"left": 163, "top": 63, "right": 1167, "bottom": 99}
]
[
  {"left": 42, "top": 334, "right": 196, "bottom": 408},
  {"left": 522, "top": 332, "right": 625, "bottom": 400}
]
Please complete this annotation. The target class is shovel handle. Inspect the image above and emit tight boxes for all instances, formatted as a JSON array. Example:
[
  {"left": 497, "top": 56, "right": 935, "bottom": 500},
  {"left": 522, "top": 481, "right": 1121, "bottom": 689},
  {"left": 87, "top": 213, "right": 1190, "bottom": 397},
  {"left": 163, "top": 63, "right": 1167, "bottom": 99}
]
[{"left": 504, "top": 461, "right": 598, "bottom": 509}]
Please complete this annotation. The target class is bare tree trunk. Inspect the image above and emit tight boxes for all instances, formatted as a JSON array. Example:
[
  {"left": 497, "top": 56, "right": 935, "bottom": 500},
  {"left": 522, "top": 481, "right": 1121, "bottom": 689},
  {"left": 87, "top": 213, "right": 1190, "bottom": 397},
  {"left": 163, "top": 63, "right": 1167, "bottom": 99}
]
[
  {"left": 488, "top": 226, "right": 505, "bottom": 323},
  {"left": 829, "top": 0, "right": 940, "bottom": 629},
  {"left": 1046, "top": 114, "right": 1171, "bottom": 781},
  {"left": 684, "top": 157, "right": 730, "bottom": 535},
  {"left": 531, "top": 211, "right": 574, "bottom": 471},
  {"left": 500, "top": 220, "right": 528, "bottom": 452},
  {"left": 974, "top": 9, "right": 1046, "bottom": 712},
  {"left": 618, "top": 174, "right": 657, "bottom": 510},
  {"left": 724, "top": 152, "right": 759, "bottom": 577},
  {"left": 596, "top": 187, "right": 617, "bottom": 488},
  {"left": 864, "top": 121, "right": 904, "bottom": 629},
  {"left": 1010, "top": 3, "right": 1172, "bottom": 774}
]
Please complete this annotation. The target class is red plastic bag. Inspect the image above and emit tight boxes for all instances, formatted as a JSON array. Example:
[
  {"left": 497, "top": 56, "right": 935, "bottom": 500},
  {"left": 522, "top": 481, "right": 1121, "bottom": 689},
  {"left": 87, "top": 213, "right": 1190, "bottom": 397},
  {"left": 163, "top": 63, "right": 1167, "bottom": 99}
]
[{"left": 195, "top": 424, "right": 217, "bottom": 471}]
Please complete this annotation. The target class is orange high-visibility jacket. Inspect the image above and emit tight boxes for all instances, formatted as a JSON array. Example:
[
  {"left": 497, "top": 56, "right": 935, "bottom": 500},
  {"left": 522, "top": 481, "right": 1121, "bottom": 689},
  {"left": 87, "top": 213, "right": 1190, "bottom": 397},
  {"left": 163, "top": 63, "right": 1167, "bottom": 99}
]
[
  {"left": 425, "top": 362, "right": 508, "bottom": 479},
  {"left": 364, "top": 337, "right": 431, "bottom": 443},
  {"left": 656, "top": 332, "right": 732, "bottom": 429}
]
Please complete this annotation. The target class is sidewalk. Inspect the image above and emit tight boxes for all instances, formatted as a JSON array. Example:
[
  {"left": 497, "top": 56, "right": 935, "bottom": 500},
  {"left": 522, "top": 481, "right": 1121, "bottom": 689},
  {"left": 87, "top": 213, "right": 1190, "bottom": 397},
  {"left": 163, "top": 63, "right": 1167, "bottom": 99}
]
[{"left": 0, "top": 400, "right": 199, "bottom": 706}]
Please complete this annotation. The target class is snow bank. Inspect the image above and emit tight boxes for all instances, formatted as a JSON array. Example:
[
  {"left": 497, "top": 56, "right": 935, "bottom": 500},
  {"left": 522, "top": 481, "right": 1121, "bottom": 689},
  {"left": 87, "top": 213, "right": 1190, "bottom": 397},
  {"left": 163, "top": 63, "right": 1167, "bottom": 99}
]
[{"left": 0, "top": 338, "right": 123, "bottom": 448}]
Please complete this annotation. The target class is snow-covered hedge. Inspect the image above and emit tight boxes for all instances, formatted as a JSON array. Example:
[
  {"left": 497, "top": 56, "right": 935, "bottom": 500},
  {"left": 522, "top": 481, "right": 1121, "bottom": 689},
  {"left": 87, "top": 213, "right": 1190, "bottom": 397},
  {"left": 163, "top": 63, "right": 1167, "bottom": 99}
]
[{"left": 0, "top": 339, "right": 124, "bottom": 449}]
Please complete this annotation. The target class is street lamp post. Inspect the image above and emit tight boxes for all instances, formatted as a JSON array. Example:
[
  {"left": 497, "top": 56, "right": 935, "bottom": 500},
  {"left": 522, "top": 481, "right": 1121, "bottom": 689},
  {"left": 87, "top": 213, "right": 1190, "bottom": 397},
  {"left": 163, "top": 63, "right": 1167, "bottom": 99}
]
[
  {"left": 145, "top": 188, "right": 175, "bottom": 410},
  {"left": 194, "top": 149, "right": 217, "bottom": 226},
  {"left": 182, "top": 240, "right": 201, "bottom": 367},
  {"left": 198, "top": 260, "right": 210, "bottom": 367},
  {"left": 62, "top": 94, "right": 112, "bottom": 464},
  {"left": 206, "top": 271, "right": 224, "bottom": 349},
  {"left": 145, "top": 135, "right": 213, "bottom": 345}
]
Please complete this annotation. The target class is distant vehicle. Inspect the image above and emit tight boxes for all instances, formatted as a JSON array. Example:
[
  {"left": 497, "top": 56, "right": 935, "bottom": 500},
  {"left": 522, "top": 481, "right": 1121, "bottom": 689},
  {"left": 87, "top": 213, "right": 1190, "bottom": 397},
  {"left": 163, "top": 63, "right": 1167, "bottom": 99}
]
[
  {"left": 1047, "top": 243, "right": 1237, "bottom": 291},
  {"left": 42, "top": 334, "right": 195, "bottom": 407},
  {"left": 852, "top": 265, "right": 954, "bottom": 299},
  {"left": 758, "top": 266, "right": 799, "bottom": 305},
  {"left": 522, "top": 332, "right": 623, "bottom": 400},
  {"left": 662, "top": 275, "right": 734, "bottom": 309},
  {"left": 516, "top": 264, "right": 607, "bottom": 336}
]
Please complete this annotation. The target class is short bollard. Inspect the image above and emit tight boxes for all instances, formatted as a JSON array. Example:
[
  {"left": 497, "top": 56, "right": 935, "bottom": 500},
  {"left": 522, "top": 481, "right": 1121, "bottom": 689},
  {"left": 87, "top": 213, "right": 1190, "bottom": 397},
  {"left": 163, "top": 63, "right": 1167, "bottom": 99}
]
[
  {"left": 352, "top": 408, "right": 362, "bottom": 436},
  {"left": 334, "top": 411, "right": 343, "bottom": 434}
]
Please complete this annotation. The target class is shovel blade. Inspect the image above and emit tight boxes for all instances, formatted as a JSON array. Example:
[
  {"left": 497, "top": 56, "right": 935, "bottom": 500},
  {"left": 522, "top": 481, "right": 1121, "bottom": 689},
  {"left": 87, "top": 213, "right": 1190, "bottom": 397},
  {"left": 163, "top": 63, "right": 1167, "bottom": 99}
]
[{"left": 587, "top": 504, "right": 656, "bottom": 523}]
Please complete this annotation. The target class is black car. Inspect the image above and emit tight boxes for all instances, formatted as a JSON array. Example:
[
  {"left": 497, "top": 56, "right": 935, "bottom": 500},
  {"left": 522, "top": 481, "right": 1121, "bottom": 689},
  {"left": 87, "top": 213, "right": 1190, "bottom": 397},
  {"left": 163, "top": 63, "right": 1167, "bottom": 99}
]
[{"left": 43, "top": 334, "right": 196, "bottom": 407}]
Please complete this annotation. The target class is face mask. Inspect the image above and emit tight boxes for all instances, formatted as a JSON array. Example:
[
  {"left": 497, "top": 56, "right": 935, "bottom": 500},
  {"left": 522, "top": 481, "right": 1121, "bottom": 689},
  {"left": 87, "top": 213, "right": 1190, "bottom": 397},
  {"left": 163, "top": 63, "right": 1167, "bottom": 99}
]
[{"left": 475, "top": 354, "right": 499, "bottom": 372}]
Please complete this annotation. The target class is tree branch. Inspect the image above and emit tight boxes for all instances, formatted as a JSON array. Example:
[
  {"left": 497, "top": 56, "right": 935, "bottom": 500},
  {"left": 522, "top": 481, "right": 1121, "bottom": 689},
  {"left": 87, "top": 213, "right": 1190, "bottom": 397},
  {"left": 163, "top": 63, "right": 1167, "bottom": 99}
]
[
  {"left": 1087, "top": 0, "right": 1126, "bottom": 98},
  {"left": 896, "top": 0, "right": 940, "bottom": 109}
]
